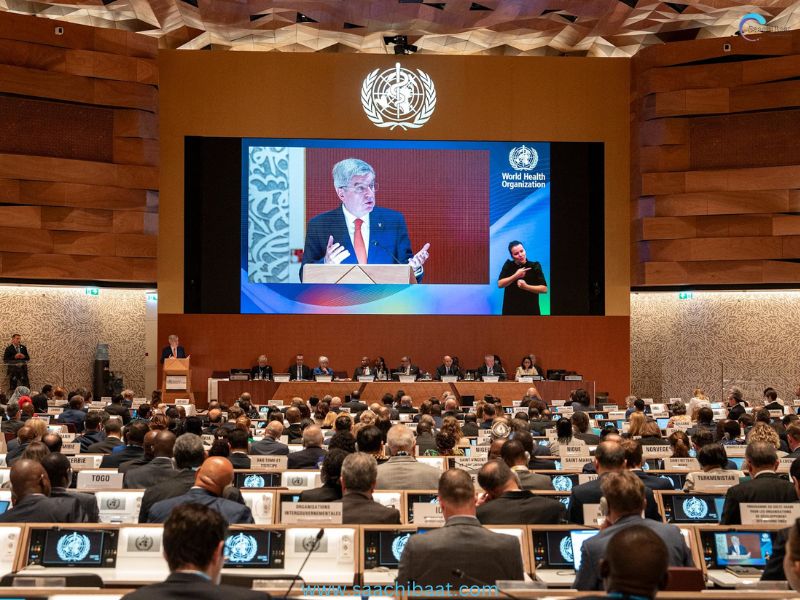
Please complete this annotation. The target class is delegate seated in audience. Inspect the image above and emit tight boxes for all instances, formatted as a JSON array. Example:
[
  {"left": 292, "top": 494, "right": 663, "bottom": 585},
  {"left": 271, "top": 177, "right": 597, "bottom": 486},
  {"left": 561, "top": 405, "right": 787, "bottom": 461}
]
[
  {"left": 786, "top": 424, "right": 800, "bottom": 458},
  {"left": 40, "top": 452, "right": 99, "bottom": 522},
  {"left": 476, "top": 460, "right": 563, "bottom": 524},
  {"left": 717, "top": 419, "right": 745, "bottom": 445},
  {"left": 340, "top": 452, "right": 401, "bottom": 524},
  {"left": 527, "top": 407, "right": 551, "bottom": 436},
  {"left": 548, "top": 417, "right": 584, "bottom": 456},
  {"left": 100, "top": 420, "right": 148, "bottom": 468},
  {"left": 761, "top": 457, "right": 800, "bottom": 581},
  {"left": 592, "top": 525, "right": 671, "bottom": 600},
  {"left": 300, "top": 449, "right": 347, "bottom": 502},
  {"left": 501, "top": 437, "right": 553, "bottom": 489},
  {"left": 376, "top": 425, "right": 441, "bottom": 490},
  {"left": 356, "top": 425, "right": 384, "bottom": 457},
  {"left": 284, "top": 406, "right": 304, "bottom": 444},
  {"left": 105, "top": 394, "right": 132, "bottom": 424},
  {"left": 6, "top": 425, "right": 36, "bottom": 465},
  {"left": 397, "top": 468, "right": 524, "bottom": 587},
  {"left": 87, "top": 418, "right": 124, "bottom": 454},
  {"left": 568, "top": 441, "right": 661, "bottom": 523},
  {"left": 721, "top": 441, "right": 797, "bottom": 525},
  {"left": 0, "top": 459, "right": 87, "bottom": 523},
  {"left": 75, "top": 412, "right": 105, "bottom": 452},
  {"left": 687, "top": 387, "right": 710, "bottom": 420},
  {"left": 691, "top": 430, "right": 739, "bottom": 470},
  {"left": 1, "top": 402, "right": 23, "bottom": 436},
  {"left": 683, "top": 443, "right": 743, "bottom": 492},
  {"left": 55, "top": 394, "right": 87, "bottom": 432},
  {"left": 668, "top": 431, "right": 691, "bottom": 457},
  {"left": 727, "top": 386, "right": 747, "bottom": 421},
  {"left": 573, "top": 471, "right": 693, "bottom": 590},
  {"left": 42, "top": 432, "right": 62, "bottom": 454},
  {"left": 122, "top": 503, "right": 266, "bottom": 600},
  {"left": 461, "top": 413, "right": 479, "bottom": 437},
  {"left": 227, "top": 428, "right": 251, "bottom": 469},
  {"left": 572, "top": 412, "right": 600, "bottom": 445},
  {"left": 342, "top": 390, "right": 368, "bottom": 414},
  {"left": 124, "top": 430, "right": 176, "bottom": 489},
  {"left": 120, "top": 430, "right": 158, "bottom": 474},
  {"left": 414, "top": 416, "right": 438, "bottom": 455},
  {"left": 622, "top": 439, "right": 672, "bottom": 491},
  {"left": 666, "top": 399, "right": 692, "bottom": 428},
  {"left": 686, "top": 406, "right": 715, "bottom": 439},
  {"left": 202, "top": 409, "right": 223, "bottom": 435},
  {"left": 147, "top": 457, "right": 254, "bottom": 525},
  {"left": 287, "top": 425, "right": 326, "bottom": 469},
  {"left": 250, "top": 420, "right": 288, "bottom": 455},
  {"left": 624, "top": 397, "right": 646, "bottom": 419},
  {"left": 638, "top": 419, "right": 668, "bottom": 445}
]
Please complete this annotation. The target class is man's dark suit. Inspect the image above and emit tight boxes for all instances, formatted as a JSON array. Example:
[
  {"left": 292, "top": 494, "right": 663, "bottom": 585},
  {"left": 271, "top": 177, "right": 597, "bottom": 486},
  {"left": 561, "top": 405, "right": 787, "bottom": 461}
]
[
  {"left": 434, "top": 364, "right": 462, "bottom": 380},
  {"left": 727, "top": 403, "right": 747, "bottom": 421},
  {"left": 147, "top": 487, "right": 254, "bottom": 525},
  {"left": 104, "top": 403, "right": 131, "bottom": 424},
  {"left": 397, "top": 515, "right": 524, "bottom": 587},
  {"left": 477, "top": 490, "right": 564, "bottom": 524},
  {"left": 461, "top": 422, "right": 479, "bottom": 437},
  {"left": 119, "top": 456, "right": 151, "bottom": 474},
  {"left": 352, "top": 366, "right": 374, "bottom": 379},
  {"left": 121, "top": 570, "right": 267, "bottom": 600},
  {"left": 160, "top": 345, "right": 186, "bottom": 361},
  {"left": 476, "top": 365, "right": 507, "bottom": 381},
  {"left": 100, "top": 445, "right": 144, "bottom": 468},
  {"left": 250, "top": 364, "right": 273, "bottom": 380},
  {"left": 341, "top": 491, "right": 401, "bottom": 524},
  {"left": 3, "top": 343, "right": 30, "bottom": 388},
  {"left": 1, "top": 419, "right": 23, "bottom": 436},
  {"left": 139, "top": 469, "right": 196, "bottom": 522},
  {"left": 56, "top": 408, "right": 87, "bottom": 432},
  {"left": 573, "top": 514, "right": 693, "bottom": 590},
  {"left": 299, "top": 484, "right": 342, "bottom": 502},
  {"left": 342, "top": 400, "right": 368, "bottom": 414},
  {"left": 288, "top": 364, "right": 314, "bottom": 381},
  {"left": 76, "top": 429, "right": 105, "bottom": 452},
  {"left": 285, "top": 423, "right": 303, "bottom": 444},
  {"left": 721, "top": 472, "right": 798, "bottom": 524},
  {"left": 124, "top": 457, "right": 176, "bottom": 489},
  {"left": 287, "top": 446, "right": 326, "bottom": 469},
  {"left": 50, "top": 487, "right": 99, "bottom": 522},
  {"left": 5, "top": 442, "right": 29, "bottom": 465},
  {"left": 0, "top": 493, "right": 86, "bottom": 523},
  {"left": 88, "top": 436, "right": 124, "bottom": 454},
  {"left": 393, "top": 365, "right": 420, "bottom": 380},
  {"left": 229, "top": 452, "right": 251, "bottom": 470},
  {"left": 567, "top": 473, "right": 661, "bottom": 524},
  {"left": 250, "top": 437, "right": 289, "bottom": 455},
  {"left": 632, "top": 469, "right": 674, "bottom": 491},
  {"left": 301, "top": 205, "right": 416, "bottom": 281}
]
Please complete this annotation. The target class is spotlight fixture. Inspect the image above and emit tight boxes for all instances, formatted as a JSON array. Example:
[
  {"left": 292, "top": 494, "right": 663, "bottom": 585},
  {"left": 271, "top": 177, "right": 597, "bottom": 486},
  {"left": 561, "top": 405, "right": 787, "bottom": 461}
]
[{"left": 383, "top": 35, "right": 418, "bottom": 54}]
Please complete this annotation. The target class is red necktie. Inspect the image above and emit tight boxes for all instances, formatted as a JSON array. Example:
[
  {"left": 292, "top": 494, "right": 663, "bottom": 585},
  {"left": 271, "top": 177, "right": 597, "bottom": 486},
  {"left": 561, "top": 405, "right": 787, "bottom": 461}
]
[{"left": 354, "top": 219, "right": 367, "bottom": 264}]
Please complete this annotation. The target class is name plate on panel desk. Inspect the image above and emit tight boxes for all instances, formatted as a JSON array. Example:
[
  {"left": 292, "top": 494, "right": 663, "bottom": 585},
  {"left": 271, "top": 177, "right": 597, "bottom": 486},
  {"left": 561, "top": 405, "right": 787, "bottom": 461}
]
[
  {"left": 559, "top": 444, "right": 590, "bottom": 458},
  {"left": 551, "top": 400, "right": 566, "bottom": 407},
  {"left": 741, "top": 503, "right": 800, "bottom": 526},
  {"left": 357, "top": 375, "right": 375, "bottom": 382},
  {"left": 450, "top": 457, "right": 488, "bottom": 471},
  {"left": 663, "top": 458, "right": 700, "bottom": 471},
  {"left": 61, "top": 443, "right": 81, "bottom": 455},
  {"left": 517, "top": 377, "right": 534, "bottom": 383},
  {"left": 57, "top": 432, "right": 75, "bottom": 442},
  {"left": 560, "top": 456, "right": 591, "bottom": 471},
  {"left": 778, "top": 458, "right": 795, "bottom": 473},
  {"left": 398, "top": 375, "right": 417, "bottom": 383},
  {"left": 601, "top": 404, "right": 618, "bottom": 411},
  {"left": 440, "top": 375, "right": 458, "bottom": 383},
  {"left": 642, "top": 445, "right": 672, "bottom": 459},
  {"left": 175, "top": 398, "right": 191, "bottom": 406},
  {"left": 68, "top": 455, "right": 103, "bottom": 470},
  {"left": 273, "top": 375, "right": 290, "bottom": 383},
  {"left": 47, "top": 407, "right": 63, "bottom": 415},
  {"left": 692, "top": 472, "right": 741, "bottom": 492},
  {"left": 250, "top": 455, "right": 288, "bottom": 471},
  {"left": 77, "top": 471, "right": 124, "bottom": 489},
  {"left": 578, "top": 474, "right": 599, "bottom": 484},
  {"left": 482, "top": 376, "right": 500, "bottom": 383},
  {"left": 281, "top": 502, "right": 342, "bottom": 524},
  {"left": 413, "top": 503, "right": 445, "bottom": 525},
  {"left": 607, "top": 411, "right": 626, "bottom": 420},
  {"left": 564, "top": 375, "right": 583, "bottom": 381},
  {"left": 315, "top": 375, "right": 332, "bottom": 382}
]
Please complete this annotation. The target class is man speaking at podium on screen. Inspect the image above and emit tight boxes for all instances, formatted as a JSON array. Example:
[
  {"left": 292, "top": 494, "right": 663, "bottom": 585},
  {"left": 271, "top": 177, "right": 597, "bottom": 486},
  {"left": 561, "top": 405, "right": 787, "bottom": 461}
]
[{"left": 300, "top": 158, "right": 430, "bottom": 282}]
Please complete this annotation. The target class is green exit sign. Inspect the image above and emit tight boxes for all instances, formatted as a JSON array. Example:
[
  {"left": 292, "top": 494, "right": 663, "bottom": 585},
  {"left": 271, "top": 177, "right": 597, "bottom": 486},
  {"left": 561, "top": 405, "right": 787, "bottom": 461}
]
[
  {"left": 678, "top": 292, "right": 693, "bottom": 300},
  {"left": 85, "top": 287, "right": 100, "bottom": 296}
]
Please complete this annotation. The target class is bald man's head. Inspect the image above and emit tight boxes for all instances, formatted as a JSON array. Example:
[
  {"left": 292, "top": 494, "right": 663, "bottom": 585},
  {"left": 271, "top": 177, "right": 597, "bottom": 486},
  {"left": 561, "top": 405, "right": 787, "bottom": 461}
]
[
  {"left": 207, "top": 409, "right": 222, "bottom": 424},
  {"left": 10, "top": 458, "right": 50, "bottom": 502},
  {"left": 16, "top": 426, "right": 35, "bottom": 445},
  {"left": 194, "top": 457, "right": 234, "bottom": 497},
  {"left": 142, "top": 430, "right": 159, "bottom": 459},
  {"left": 302, "top": 425, "right": 324, "bottom": 448},
  {"left": 286, "top": 407, "right": 301, "bottom": 423},
  {"left": 265, "top": 420, "right": 284, "bottom": 439},
  {"left": 153, "top": 430, "right": 176, "bottom": 458}
]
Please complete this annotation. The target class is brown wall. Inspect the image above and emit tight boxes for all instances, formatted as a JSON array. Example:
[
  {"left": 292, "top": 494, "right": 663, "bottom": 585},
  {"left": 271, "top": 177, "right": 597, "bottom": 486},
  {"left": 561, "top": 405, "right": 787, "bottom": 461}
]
[
  {"left": 0, "top": 12, "right": 158, "bottom": 282},
  {"left": 159, "top": 314, "right": 630, "bottom": 407},
  {"left": 631, "top": 30, "right": 800, "bottom": 286}
]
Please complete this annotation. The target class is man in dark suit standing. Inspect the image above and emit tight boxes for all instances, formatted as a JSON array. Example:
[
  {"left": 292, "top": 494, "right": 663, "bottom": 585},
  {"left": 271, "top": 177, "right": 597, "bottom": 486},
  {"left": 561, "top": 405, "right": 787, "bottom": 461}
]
[
  {"left": 122, "top": 503, "right": 266, "bottom": 600},
  {"left": 476, "top": 460, "right": 563, "bottom": 524},
  {"left": 434, "top": 355, "right": 462, "bottom": 380},
  {"left": 100, "top": 420, "right": 149, "bottom": 468},
  {"left": 287, "top": 426, "right": 326, "bottom": 469},
  {"left": 721, "top": 441, "right": 798, "bottom": 524},
  {"left": 0, "top": 459, "right": 87, "bottom": 523},
  {"left": 124, "top": 431, "right": 176, "bottom": 489},
  {"left": 160, "top": 334, "right": 187, "bottom": 362},
  {"left": 340, "top": 452, "right": 401, "bottom": 524},
  {"left": 288, "top": 354, "right": 314, "bottom": 381},
  {"left": 476, "top": 354, "right": 507, "bottom": 381},
  {"left": 300, "top": 157, "right": 430, "bottom": 282},
  {"left": 3, "top": 333, "right": 30, "bottom": 389},
  {"left": 250, "top": 354, "right": 273, "bottom": 380},
  {"left": 397, "top": 468, "right": 524, "bottom": 587}
]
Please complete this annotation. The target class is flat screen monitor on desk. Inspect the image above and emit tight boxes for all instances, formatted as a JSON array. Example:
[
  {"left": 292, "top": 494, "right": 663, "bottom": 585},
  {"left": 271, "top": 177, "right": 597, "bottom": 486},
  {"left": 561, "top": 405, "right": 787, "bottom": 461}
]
[
  {"left": 235, "top": 472, "right": 282, "bottom": 489},
  {"left": 27, "top": 529, "right": 117, "bottom": 568},
  {"left": 702, "top": 530, "right": 774, "bottom": 569},
  {"left": 663, "top": 493, "right": 724, "bottom": 524},
  {"left": 223, "top": 530, "right": 285, "bottom": 568}
]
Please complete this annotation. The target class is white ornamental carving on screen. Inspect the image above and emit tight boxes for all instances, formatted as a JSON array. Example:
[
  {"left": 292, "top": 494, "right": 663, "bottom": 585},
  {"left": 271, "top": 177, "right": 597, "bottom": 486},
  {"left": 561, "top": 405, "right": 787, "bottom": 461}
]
[{"left": 248, "top": 147, "right": 290, "bottom": 283}]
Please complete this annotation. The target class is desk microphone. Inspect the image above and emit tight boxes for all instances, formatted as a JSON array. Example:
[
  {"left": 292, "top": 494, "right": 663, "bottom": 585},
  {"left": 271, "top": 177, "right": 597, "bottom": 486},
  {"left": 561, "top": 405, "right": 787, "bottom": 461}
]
[
  {"left": 452, "top": 568, "right": 524, "bottom": 600},
  {"left": 284, "top": 528, "right": 324, "bottom": 597}
]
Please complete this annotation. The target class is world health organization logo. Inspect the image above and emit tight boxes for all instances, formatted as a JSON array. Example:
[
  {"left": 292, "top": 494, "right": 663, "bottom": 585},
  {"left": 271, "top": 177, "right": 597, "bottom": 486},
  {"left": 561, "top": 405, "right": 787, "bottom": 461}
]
[
  {"left": 551, "top": 476, "right": 573, "bottom": 492},
  {"left": 559, "top": 536, "right": 574, "bottom": 564},
  {"left": 225, "top": 533, "right": 258, "bottom": 563},
  {"left": 391, "top": 533, "right": 411, "bottom": 562},
  {"left": 509, "top": 145, "right": 538, "bottom": 171},
  {"left": 682, "top": 497, "right": 708, "bottom": 520},
  {"left": 361, "top": 63, "right": 436, "bottom": 131},
  {"left": 243, "top": 474, "right": 265, "bottom": 488},
  {"left": 57, "top": 532, "right": 91, "bottom": 562}
]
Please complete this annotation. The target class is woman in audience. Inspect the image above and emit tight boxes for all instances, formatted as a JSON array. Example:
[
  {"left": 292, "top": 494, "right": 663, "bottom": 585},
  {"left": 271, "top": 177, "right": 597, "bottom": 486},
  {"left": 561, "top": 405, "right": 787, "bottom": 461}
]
[
  {"left": 425, "top": 430, "right": 460, "bottom": 456},
  {"left": 149, "top": 414, "right": 169, "bottom": 431},
  {"left": 52, "top": 387, "right": 67, "bottom": 404},
  {"left": 717, "top": 419, "right": 745, "bottom": 445},
  {"left": 440, "top": 416, "right": 466, "bottom": 451},
  {"left": 356, "top": 410, "right": 377, "bottom": 430},
  {"left": 667, "top": 400, "right": 691, "bottom": 428},
  {"left": 747, "top": 422, "right": 785, "bottom": 453},
  {"left": 415, "top": 415, "right": 438, "bottom": 455},
  {"left": 628, "top": 411, "right": 647, "bottom": 437},
  {"left": 7, "top": 386, "right": 30, "bottom": 406},
  {"left": 571, "top": 412, "right": 600, "bottom": 444},
  {"left": 639, "top": 419, "right": 669, "bottom": 445},
  {"left": 548, "top": 417, "right": 580, "bottom": 455},
  {"left": 668, "top": 431, "right": 691, "bottom": 458},
  {"left": 687, "top": 387, "right": 710, "bottom": 420},
  {"left": 683, "top": 443, "right": 743, "bottom": 492},
  {"left": 321, "top": 410, "right": 338, "bottom": 430},
  {"left": 515, "top": 356, "right": 538, "bottom": 381},
  {"left": 413, "top": 400, "right": 432, "bottom": 423},
  {"left": 313, "top": 401, "right": 329, "bottom": 426},
  {"left": 623, "top": 395, "right": 638, "bottom": 419}
]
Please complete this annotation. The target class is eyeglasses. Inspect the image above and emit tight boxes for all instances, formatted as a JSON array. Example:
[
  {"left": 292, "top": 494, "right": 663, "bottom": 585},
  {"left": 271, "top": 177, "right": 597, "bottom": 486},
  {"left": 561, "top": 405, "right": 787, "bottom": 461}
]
[{"left": 342, "top": 182, "right": 378, "bottom": 195}]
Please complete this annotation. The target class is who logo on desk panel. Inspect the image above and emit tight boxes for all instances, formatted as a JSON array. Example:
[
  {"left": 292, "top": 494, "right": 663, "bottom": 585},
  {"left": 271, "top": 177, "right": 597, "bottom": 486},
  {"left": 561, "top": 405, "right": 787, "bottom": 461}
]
[
  {"left": 57, "top": 532, "right": 90, "bottom": 562},
  {"left": 361, "top": 62, "right": 436, "bottom": 130}
]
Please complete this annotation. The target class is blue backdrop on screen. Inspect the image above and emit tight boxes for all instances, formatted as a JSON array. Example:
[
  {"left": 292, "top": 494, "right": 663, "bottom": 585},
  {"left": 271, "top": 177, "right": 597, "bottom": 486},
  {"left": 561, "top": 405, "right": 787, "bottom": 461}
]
[{"left": 241, "top": 139, "right": 550, "bottom": 315}]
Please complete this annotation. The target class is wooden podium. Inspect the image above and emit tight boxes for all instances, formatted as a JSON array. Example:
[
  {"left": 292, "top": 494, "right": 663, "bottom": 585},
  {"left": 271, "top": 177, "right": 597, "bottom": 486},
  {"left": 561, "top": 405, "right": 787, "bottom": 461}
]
[
  {"left": 303, "top": 263, "right": 415, "bottom": 284},
  {"left": 162, "top": 357, "right": 194, "bottom": 404}
]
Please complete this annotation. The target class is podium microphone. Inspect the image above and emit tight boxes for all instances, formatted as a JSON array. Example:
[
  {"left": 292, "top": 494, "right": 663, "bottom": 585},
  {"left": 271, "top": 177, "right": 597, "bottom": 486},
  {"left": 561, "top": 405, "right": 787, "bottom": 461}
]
[
  {"left": 452, "top": 569, "right": 523, "bottom": 600},
  {"left": 284, "top": 528, "right": 324, "bottom": 597},
  {"left": 372, "top": 238, "right": 403, "bottom": 266}
]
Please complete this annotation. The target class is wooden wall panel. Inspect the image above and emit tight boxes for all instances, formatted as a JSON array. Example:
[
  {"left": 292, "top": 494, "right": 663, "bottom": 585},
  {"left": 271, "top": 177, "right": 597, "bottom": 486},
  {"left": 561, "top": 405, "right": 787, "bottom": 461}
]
[
  {"left": 159, "top": 314, "right": 631, "bottom": 407},
  {"left": 0, "top": 11, "right": 157, "bottom": 284},
  {"left": 632, "top": 30, "right": 800, "bottom": 286}
]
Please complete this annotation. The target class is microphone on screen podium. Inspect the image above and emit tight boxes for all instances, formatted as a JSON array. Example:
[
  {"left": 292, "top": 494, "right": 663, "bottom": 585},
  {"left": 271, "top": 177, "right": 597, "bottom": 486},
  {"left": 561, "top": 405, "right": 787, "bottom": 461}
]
[
  {"left": 452, "top": 569, "right": 524, "bottom": 600},
  {"left": 283, "top": 527, "right": 325, "bottom": 597}
]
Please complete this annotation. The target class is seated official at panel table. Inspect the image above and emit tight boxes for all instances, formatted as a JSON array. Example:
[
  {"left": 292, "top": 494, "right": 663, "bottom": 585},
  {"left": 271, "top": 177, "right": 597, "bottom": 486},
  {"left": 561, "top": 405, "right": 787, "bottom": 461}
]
[
  {"left": 161, "top": 334, "right": 187, "bottom": 362},
  {"left": 393, "top": 356, "right": 421, "bottom": 380},
  {"left": 250, "top": 354, "right": 272, "bottom": 380},
  {"left": 434, "top": 355, "right": 462, "bottom": 380},
  {"left": 300, "top": 158, "right": 430, "bottom": 282},
  {"left": 476, "top": 354, "right": 507, "bottom": 381},
  {"left": 288, "top": 354, "right": 314, "bottom": 381}
]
